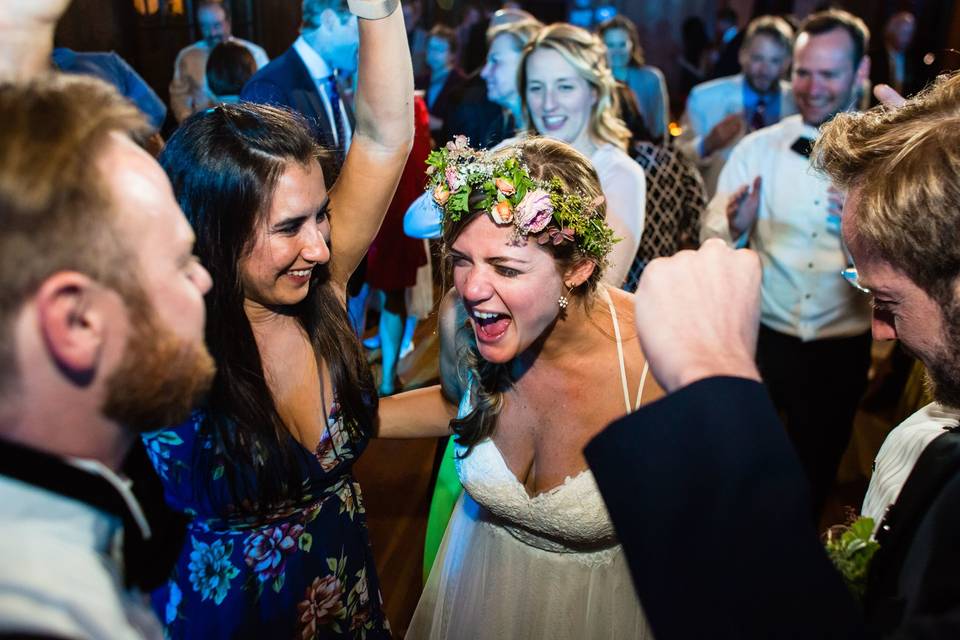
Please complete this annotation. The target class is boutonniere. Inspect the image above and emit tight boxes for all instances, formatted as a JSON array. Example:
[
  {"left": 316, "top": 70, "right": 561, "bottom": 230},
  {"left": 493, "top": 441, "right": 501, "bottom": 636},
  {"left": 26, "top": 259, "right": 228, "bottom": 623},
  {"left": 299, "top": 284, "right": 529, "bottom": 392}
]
[{"left": 824, "top": 515, "right": 880, "bottom": 603}]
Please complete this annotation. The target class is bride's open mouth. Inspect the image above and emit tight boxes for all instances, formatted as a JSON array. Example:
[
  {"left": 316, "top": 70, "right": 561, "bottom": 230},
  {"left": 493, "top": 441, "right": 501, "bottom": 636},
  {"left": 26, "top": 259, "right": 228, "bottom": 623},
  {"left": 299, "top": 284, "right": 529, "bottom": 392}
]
[{"left": 471, "top": 309, "right": 511, "bottom": 342}]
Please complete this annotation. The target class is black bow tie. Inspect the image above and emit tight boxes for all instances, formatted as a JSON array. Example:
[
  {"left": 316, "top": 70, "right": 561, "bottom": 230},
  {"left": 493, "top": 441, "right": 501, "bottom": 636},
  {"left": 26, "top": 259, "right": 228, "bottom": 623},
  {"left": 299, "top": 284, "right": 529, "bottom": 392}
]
[{"left": 791, "top": 136, "right": 816, "bottom": 158}]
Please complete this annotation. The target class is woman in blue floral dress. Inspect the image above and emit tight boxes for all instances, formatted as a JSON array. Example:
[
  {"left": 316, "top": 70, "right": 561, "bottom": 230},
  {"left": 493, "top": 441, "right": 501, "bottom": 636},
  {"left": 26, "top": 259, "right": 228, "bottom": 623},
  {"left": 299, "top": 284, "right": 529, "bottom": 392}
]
[{"left": 141, "top": 5, "right": 413, "bottom": 637}]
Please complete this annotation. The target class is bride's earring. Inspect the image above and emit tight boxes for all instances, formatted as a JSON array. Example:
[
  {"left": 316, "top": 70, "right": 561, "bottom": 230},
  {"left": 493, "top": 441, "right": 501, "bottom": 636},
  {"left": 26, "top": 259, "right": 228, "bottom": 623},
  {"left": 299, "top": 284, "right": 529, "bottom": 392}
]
[{"left": 558, "top": 283, "right": 573, "bottom": 310}]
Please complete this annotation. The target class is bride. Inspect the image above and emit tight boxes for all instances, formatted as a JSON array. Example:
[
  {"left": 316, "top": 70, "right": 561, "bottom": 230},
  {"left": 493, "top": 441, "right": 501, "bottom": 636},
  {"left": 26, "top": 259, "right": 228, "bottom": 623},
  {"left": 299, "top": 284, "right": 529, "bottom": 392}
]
[{"left": 381, "top": 135, "right": 660, "bottom": 638}]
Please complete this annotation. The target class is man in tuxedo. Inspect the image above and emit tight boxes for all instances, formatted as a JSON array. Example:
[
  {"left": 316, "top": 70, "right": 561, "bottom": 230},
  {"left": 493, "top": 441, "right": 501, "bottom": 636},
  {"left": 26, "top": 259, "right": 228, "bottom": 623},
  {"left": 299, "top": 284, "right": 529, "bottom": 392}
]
[
  {"left": 586, "top": 72, "right": 960, "bottom": 638},
  {"left": 0, "top": 74, "right": 216, "bottom": 638},
  {"left": 870, "top": 11, "right": 921, "bottom": 102},
  {"left": 241, "top": 0, "right": 357, "bottom": 172},
  {"left": 678, "top": 15, "right": 796, "bottom": 197},
  {"left": 700, "top": 9, "right": 874, "bottom": 518},
  {"left": 709, "top": 7, "right": 744, "bottom": 79}
]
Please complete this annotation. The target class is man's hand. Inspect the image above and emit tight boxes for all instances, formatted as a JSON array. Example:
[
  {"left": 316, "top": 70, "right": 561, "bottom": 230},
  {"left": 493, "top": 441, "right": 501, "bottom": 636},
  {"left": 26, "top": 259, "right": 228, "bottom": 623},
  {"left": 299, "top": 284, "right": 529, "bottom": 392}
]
[
  {"left": 873, "top": 83, "right": 907, "bottom": 109},
  {"left": 703, "top": 113, "right": 744, "bottom": 156},
  {"left": 634, "top": 239, "right": 762, "bottom": 393},
  {"left": 726, "top": 176, "right": 761, "bottom": 238}
]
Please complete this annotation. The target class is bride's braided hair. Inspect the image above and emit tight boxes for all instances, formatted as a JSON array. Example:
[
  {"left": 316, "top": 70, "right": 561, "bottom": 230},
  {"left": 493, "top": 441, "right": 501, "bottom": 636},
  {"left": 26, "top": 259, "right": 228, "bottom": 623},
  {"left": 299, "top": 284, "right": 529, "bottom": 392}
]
[{"left": 442, "top": 137, "right": 607, "bottom": 454}]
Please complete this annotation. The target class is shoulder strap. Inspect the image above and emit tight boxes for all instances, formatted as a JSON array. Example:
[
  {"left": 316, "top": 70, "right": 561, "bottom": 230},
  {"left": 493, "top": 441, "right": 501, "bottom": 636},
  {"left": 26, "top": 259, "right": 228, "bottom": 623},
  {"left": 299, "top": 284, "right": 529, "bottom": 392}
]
[
  {"left": 604, "top": 287, "right": 632, "bottom": 414},
  {"left": 635, "top": 362, "right": 650, "bottom": 411}
]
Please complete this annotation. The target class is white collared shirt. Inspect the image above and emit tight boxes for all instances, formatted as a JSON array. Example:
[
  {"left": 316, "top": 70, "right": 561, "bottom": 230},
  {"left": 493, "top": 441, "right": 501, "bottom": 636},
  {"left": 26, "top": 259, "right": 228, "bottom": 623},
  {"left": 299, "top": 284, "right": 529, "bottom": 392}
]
[
  {"left": 0, "top": 459, "right": 162, "bottom": 639},
  {"left": 292, "top": 36, "right": 353, "bottom": 151},
  {"left": 701, "top": 114, "right": 872, "bottom": 341},
  {"left": 861, "top": 402, "right": 960, "bottom": 527}
]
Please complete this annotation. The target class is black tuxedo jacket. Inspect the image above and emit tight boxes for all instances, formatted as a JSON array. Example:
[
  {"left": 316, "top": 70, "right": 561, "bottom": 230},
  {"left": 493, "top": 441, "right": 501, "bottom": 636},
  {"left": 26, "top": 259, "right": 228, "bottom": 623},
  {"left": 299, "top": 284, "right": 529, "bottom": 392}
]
[
  {"left": 869, "top": 47, "right": 924, "bottom": 103},
  {"left": 241, "top": 46, "right": 355, "bottom": 159},
  {"left": 585, "top": 376, "right": 960, "bottom": 639}
]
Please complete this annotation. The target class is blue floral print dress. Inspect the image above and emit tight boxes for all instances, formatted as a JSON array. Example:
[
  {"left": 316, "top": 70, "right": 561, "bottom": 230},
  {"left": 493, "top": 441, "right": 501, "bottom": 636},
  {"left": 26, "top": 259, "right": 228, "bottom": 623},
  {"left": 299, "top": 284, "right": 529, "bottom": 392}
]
[{"left": 143, "top": 402, "right": 390, "bottom": 639}]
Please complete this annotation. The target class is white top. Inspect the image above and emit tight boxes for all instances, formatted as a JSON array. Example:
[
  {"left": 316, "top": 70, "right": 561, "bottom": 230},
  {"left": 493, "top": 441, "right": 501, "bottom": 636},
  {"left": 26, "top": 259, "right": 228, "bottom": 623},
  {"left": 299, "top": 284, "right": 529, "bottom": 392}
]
[
  {"left": 0, "top": 462, "right": 162, "bottom": 639},
  {"left": 292, "top": 36, "right": 353, "bottom": 151},
  {"left": 169, "top": 36, "right": 269, "bottom": 122},
  {"left": 402, "top": 139, "right": 647, "bottom": 290},
  {"left": 590, "top": 143, "right": 646, "bottom": 288},
  {"left": 700, "top": 114, "right": 872, "bottom": 341},
  {"left": 862, "top": 402, "right": 960, "bottom": 525}
]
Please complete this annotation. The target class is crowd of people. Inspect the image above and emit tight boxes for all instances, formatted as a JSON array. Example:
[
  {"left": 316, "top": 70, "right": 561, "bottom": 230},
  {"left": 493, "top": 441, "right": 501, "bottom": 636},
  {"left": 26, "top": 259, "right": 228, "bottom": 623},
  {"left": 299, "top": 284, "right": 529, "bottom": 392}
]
[{"left": 0, "top": 0, "right": 956, "bottom": 639}]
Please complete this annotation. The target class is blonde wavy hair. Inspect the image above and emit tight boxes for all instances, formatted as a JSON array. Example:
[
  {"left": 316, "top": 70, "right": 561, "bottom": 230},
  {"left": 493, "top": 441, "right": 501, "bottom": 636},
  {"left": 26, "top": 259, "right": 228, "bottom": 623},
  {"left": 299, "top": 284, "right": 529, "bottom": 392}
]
[
  {"left": 815, "top": 71, "right": 960, "bottom": 304},
  {"left": 518, "top": 22, "right": 632, "bottom": 151}
]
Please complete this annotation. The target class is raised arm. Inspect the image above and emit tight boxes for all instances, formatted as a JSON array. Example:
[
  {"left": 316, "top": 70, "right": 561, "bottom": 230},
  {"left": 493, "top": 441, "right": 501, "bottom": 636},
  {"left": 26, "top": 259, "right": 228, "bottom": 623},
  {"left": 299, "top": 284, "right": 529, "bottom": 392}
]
[
  {"left": 328, "top": 4, "right": 415, "bottom": 296},
  {"left": 0, "top": 0, "right": 71, "bottom": 81}
]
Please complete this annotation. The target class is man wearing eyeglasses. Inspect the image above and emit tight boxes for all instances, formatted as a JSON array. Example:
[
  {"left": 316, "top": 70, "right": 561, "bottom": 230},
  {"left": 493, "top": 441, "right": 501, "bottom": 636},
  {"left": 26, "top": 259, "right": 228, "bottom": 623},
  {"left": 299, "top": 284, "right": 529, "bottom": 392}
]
[
  {"left": 587, "top": 73, "right": 960, "bottom": 638},
  {"left": 700, "top": 9, "right": 874, "bottom": 519}
]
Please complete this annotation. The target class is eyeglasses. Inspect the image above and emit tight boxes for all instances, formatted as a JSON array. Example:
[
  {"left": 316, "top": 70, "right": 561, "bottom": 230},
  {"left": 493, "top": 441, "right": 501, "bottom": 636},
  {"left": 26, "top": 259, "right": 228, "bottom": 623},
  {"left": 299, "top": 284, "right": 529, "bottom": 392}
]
[{"left": 841, "top": 266, "right": 871, "bottom": 294}]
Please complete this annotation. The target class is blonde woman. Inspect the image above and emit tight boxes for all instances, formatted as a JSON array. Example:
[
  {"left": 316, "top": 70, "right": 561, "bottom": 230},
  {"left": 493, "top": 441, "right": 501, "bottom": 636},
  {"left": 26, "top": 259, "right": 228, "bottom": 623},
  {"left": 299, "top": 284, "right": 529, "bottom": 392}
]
[
  {"left": 400, "top": 136, "right": 658, "bottom": 639},
  {"left": 407, "top": 23, "right": 646, "bottom": 286},
  {"left": 511, "top": 22, "right": 646, "bottom": 287}
]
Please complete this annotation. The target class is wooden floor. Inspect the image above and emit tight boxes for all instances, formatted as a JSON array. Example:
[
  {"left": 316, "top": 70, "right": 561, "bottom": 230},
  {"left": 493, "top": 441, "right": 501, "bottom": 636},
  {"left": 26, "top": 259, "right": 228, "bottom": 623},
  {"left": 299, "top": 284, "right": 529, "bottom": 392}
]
[
  {"left": 353, "top": 313, "right": 442, "bottom": 636},
  {"left": 354, "top": 312, "right": 915, "bottom": 636}
]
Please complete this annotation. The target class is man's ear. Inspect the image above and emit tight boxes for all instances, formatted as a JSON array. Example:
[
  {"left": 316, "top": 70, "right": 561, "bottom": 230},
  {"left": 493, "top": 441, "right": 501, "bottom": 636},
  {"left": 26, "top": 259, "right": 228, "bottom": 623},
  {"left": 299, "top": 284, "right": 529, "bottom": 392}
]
[
  {"left": 34, "top": 272, "right": 108, "bottom": 384},
  {"left": 564, "top": 259, "right": 596, "bottom": 289}
]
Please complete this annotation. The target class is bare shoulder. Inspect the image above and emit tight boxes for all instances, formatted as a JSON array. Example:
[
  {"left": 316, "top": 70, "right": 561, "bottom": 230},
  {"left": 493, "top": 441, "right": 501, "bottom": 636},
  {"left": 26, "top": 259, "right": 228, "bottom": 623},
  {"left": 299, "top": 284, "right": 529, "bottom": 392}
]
[
  {"left": 605, "top": 286, "right": 666, "bottom": 404},
  {"left": 605, "top": 286, "right": 637, "bottom": 327}
]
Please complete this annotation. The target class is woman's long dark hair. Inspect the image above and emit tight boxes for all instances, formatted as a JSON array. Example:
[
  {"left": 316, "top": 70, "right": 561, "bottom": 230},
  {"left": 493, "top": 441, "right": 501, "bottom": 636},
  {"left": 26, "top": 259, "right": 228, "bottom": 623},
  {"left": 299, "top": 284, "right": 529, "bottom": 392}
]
[{"left": 160, "top": 103, "right": 377, "bottom": 511}]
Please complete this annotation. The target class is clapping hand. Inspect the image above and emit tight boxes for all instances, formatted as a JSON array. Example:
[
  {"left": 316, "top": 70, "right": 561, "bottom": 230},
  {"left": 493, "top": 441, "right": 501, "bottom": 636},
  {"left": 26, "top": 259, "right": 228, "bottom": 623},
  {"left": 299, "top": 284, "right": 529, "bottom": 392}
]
[
  {"left": 703, "top": 113, "right": 744, "bottom": 156},
  {"left": 634, "top": 239, "right": 762, "bottom": 393},
  {"left": 726, "top": 176, "right": 762, "bottom": 238}
]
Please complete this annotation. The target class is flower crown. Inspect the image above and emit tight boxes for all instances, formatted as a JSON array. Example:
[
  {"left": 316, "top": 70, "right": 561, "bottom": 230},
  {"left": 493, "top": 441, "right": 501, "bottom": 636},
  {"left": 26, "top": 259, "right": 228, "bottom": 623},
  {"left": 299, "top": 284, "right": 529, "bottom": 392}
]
[{"left": 425, "top": 136, "right": 617, "bottom": 263}]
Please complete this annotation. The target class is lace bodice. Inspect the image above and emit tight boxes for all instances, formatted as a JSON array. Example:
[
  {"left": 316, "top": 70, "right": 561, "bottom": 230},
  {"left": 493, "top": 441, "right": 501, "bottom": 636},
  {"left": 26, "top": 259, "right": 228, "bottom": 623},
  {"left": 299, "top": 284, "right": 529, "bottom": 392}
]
[{"left": 455, "top": 439, "right": 617, "bottom": 553}]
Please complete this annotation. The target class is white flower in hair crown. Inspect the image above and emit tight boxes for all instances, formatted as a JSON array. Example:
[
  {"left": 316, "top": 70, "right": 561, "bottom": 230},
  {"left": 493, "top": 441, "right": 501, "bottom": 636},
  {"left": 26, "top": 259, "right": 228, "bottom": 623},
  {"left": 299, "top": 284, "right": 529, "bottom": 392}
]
[{"left": 426, "top": 136, "right": 617, "bottom": 263}]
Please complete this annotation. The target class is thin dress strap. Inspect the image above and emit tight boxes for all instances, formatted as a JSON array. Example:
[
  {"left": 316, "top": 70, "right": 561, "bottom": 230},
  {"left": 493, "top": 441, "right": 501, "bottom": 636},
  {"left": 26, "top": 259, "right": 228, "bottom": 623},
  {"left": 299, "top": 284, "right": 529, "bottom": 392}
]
[
  {"left": 604, "top": 287, "right": 632, "bottom": 414},
  {"left": 604, "top": 287, "right": 650, "bottom": 412}
]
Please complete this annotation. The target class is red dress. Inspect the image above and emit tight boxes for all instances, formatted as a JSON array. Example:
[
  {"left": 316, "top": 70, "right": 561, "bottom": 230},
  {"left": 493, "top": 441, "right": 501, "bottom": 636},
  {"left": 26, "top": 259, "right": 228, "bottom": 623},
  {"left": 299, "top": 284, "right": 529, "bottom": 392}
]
[{"left": 365, "top": 96, "right": 430, "bottom": 291}]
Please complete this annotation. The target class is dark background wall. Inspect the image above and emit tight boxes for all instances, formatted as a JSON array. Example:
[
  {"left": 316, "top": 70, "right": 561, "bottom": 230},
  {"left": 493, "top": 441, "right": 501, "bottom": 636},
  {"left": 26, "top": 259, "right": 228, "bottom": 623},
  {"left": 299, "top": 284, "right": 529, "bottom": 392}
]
[{"left": 54, "top": 0, "right": 958, "bottom": 123}]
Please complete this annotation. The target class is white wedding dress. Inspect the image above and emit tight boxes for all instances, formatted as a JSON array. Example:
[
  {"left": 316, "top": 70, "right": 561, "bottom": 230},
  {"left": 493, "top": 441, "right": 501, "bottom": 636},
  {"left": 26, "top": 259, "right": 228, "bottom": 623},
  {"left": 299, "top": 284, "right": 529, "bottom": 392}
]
[{"left": 407, "top": 290, "right": 654, "bottom": 640}]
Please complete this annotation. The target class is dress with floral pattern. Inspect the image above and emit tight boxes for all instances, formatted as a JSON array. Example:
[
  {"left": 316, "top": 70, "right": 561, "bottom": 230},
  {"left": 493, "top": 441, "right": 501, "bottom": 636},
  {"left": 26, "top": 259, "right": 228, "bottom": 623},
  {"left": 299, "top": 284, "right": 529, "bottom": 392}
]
[{"left": 143, "top": 403, "right": 390, "bottom": 639}]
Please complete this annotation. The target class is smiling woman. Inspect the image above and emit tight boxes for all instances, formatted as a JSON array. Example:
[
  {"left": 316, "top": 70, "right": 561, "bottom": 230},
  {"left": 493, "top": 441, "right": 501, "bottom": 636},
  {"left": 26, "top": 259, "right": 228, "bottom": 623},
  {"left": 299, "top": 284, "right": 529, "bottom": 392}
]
[
  {"left": 403, "top": 136, "right": 661, "bottom": 640},
  {"left": 511, "top": 22, "right": 646, "bottom": 288},
  {"left": 138, "top": 3, "right": 413, "bottom": 638}
]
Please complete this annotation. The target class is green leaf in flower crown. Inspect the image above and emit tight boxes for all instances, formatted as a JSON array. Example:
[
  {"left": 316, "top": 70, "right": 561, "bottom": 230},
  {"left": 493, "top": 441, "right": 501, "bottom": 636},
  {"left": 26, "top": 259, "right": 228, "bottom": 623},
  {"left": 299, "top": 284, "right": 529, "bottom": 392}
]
[{"left": 448, "top": 188, "right": 470, "bottom": 214}]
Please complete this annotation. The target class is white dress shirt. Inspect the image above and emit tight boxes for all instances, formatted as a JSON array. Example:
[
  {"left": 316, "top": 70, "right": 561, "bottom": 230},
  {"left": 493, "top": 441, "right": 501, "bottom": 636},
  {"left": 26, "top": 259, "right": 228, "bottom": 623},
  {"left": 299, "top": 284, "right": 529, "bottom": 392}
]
[
  {"left": 861, "top": 402, "right": 960, "bottom": 526},
  {"left": 0, "top": 459, "right": 162, "bottom": 639},
  {"left": 701, "top": 114, "right": 871, "bottom": 341},
  {"left": 292, "top": 36, "right": 353, "bottom": 152}
]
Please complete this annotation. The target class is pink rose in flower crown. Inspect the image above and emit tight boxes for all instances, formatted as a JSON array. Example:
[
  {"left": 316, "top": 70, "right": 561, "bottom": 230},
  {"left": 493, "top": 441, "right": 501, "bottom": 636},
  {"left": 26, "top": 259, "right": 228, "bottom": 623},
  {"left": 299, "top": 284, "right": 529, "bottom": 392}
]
[
  {"left": 490, "top": 199, "right": 514, "bottom": 224},
  {"left": 445, "top": 166, "right": 464, "bottom": 190},
  {"left": 514, "top": 189, "right": 554, "bottom": 234},
  {"left": 433, "top": 184, "right": 450, "bottom": 206},
  {"left": 495, "top": 177, "right": 515, "bottom": 196}
]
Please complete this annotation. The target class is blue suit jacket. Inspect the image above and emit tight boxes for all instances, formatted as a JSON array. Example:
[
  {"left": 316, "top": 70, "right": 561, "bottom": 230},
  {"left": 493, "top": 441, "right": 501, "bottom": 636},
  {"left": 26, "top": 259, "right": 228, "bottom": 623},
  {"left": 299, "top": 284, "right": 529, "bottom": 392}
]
[
  {"left": 240, "top": 46, "right": 354, "bottom": 157},
  {"left": 52, "top": 47, "right": 166, "bottom": 131}
]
